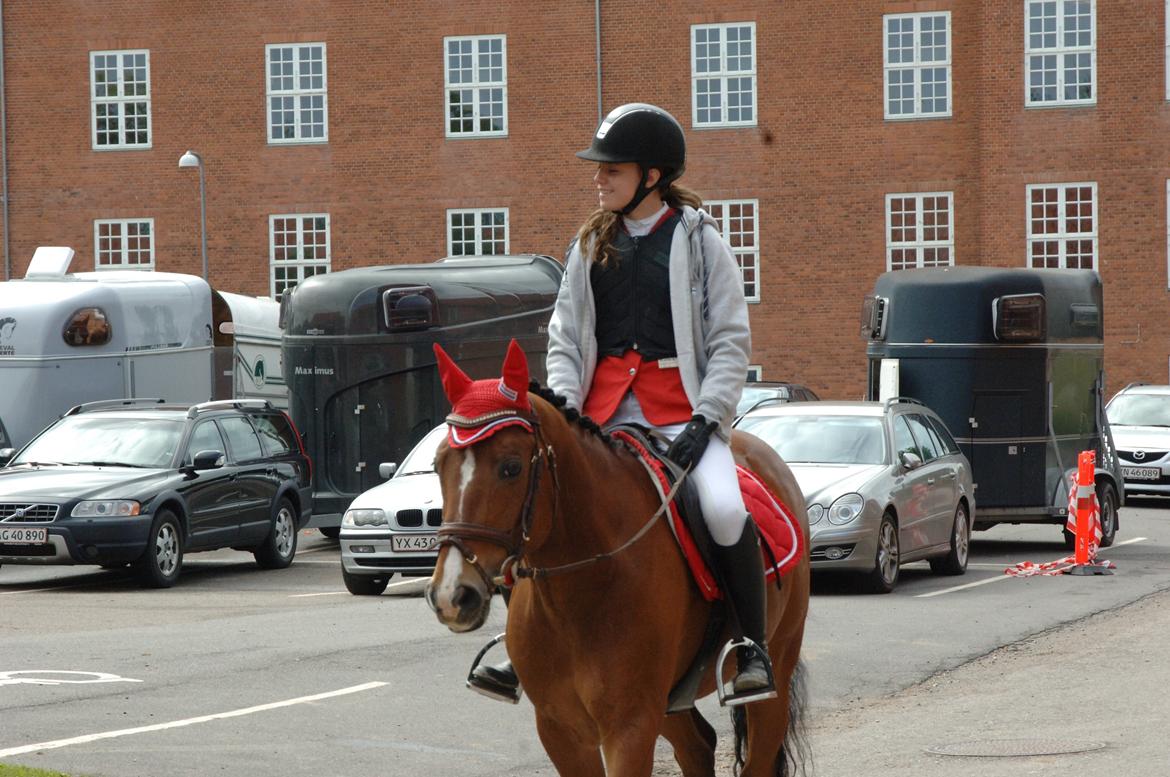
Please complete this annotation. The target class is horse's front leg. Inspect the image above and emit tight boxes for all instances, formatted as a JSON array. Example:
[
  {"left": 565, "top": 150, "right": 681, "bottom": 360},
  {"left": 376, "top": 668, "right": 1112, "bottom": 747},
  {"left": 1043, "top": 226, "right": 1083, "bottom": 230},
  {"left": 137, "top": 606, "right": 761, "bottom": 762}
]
[{"left": 534, "top": 710, "right": 605, "bottom": 777}]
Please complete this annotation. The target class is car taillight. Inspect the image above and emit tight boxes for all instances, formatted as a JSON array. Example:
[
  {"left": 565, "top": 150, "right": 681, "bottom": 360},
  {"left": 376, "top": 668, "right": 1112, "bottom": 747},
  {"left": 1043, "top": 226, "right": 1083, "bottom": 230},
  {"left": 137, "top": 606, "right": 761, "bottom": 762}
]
[{"left": 283, "top": 410, "right": 312, "bottom": 483}]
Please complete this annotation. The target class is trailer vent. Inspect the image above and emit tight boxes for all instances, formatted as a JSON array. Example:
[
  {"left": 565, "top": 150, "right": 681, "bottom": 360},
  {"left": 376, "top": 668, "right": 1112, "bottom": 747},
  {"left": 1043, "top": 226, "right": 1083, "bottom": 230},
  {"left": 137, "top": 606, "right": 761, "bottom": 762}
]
[
  {"left": 382, "top": 286, "right": 439, "bottom": 332},
  {"left": 860, "top": 295, "right": 888, "bottom": 341},
  {"left": 993, "top": 294, "right": 1045, "bottom": 341}
]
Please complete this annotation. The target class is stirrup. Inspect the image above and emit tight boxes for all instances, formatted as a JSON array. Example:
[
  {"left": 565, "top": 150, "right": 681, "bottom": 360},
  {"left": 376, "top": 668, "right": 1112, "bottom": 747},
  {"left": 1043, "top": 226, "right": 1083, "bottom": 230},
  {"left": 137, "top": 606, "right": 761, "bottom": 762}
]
[
  {"left": 715, "top": 637, "right": 778, "bottom": 707},
  {"left": 465, "top": 633, "right": 522, "bottom": 704}
]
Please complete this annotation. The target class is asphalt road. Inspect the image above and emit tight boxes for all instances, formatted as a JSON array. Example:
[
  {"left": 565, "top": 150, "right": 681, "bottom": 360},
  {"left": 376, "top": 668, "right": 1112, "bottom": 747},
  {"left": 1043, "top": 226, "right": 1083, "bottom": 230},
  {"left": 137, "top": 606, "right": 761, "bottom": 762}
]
[{"left": 1, "top": 498, "right": 1166, "bottom": 777}]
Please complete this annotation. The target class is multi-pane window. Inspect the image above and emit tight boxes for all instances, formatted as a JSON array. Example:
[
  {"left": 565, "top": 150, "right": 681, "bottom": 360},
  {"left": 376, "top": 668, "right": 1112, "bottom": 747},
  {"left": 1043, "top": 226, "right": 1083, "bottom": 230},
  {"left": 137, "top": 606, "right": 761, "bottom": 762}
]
[
  {"left": 884, "top": 13, "right": 951, "bottom": 119},
  {"left": 746, "top": 365, "right": 764, "bottom": 382},
  {"left": 707, "top": 200, "right": 760, "bottom": 302},
  {"left": 447, "top": 209, "right": 508, "bottom": 255},
  {"left": 1026, "top": 0, "right": 1095, "bottom": 106},
  {"left": 94, "top": 219, "right": 154, "bottom": 269},
  {"left": 691, "top": 23, "right": 757, "bottom": 128},
  {"left": 445, "top": 36, "right": 507, "bottom": 137},
  {"left": 266, "top": 44, "right": 328, "bottom": 143},
  {"left": 270, "top": 214, "right": 330, "bottom": 299},
  {"left": 1027, "top": 183, "right": 1096, "bottom": 269},
  {"left": 90, "top": 50, "right": 151, "bottom": 149},
  {"left": 886, "top": 193, "right": 954, "bottom": 270}
]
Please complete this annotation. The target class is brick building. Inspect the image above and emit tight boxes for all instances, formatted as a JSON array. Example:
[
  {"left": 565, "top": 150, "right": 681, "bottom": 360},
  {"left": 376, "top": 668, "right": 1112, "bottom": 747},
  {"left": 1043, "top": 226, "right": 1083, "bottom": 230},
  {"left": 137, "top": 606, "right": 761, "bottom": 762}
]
[{"left": 0, "top": 1, "right": 1166, "bottom": 398}]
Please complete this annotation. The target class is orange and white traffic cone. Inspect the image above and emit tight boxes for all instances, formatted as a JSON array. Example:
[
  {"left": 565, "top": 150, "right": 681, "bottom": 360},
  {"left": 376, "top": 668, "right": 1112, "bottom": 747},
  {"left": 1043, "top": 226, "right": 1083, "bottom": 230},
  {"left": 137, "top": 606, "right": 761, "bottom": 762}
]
[{"left": 1066, "top": 450, "right": 1113, "bottom": 577}]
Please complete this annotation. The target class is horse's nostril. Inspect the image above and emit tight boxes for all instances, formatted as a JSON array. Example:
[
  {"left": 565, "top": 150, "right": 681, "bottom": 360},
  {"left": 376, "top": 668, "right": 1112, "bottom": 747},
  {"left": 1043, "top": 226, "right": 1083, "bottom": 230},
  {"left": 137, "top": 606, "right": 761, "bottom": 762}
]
[{"left": 452, "top": 584, "right": 482, "bottom": 613}]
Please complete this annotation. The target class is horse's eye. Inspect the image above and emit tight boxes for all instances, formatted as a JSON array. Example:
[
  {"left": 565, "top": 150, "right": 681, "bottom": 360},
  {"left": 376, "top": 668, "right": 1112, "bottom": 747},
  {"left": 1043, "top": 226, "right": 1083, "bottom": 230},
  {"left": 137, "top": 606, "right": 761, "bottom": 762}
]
[{"left": 498, "top": 459, "right": 523, "bottom": 480}]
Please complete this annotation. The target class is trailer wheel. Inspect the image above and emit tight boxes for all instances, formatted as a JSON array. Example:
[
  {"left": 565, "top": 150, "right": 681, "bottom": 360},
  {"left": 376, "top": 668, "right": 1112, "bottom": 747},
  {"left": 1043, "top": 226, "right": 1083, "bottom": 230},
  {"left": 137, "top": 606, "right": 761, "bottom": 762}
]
[{"left": 1096, "top": 482, "right": 1118, "bottom": 548}]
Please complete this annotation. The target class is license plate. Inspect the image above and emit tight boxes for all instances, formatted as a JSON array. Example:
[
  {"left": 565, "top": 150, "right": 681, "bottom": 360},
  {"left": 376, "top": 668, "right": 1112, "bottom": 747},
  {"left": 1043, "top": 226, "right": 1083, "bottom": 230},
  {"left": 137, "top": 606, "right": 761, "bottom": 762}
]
[
  {"left": 0, "top": 527, "right": 48, "bottom": 544},
  {"left": 391, "top": 534, "right": 437, "bottom": 552},
  {"left": 1122, "top": 466, "right": 1160, "bottom": 481}
]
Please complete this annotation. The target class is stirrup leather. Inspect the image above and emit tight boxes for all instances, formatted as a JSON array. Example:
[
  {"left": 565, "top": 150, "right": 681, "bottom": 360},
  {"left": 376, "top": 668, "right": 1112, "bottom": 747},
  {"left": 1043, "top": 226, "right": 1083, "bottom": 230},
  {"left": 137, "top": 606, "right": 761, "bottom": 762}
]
[
  {"left": 715, "top": 637, "right": 778, "bottom": 707},
  {"left": 465, "top": 633, "right": 523, "bottom": 704}
]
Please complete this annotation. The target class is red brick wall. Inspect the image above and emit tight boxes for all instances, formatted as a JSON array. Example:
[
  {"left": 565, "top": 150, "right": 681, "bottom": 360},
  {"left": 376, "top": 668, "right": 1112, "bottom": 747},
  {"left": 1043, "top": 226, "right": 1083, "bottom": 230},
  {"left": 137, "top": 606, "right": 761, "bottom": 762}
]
[{"left": 1, "top": 0, "right": 1167, "bottom": 398}]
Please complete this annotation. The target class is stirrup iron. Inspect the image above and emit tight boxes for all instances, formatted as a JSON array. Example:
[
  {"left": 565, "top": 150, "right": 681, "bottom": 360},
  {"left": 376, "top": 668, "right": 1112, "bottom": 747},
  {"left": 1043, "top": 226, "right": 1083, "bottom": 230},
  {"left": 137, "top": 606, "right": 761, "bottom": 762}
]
[
  {"left": 715, "top": 637, "right": 778, "bottom": 708},
  {"left": 465, "top": 633, "right": 522, "bottom": 704}
]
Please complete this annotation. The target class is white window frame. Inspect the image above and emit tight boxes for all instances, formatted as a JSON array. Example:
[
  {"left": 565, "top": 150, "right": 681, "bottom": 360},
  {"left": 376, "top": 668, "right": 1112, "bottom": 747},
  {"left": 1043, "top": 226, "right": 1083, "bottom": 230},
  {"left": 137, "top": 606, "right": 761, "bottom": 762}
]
[
  {"left": 885, "top": 192, "right": 955, "bottom": 271},
  {"left": 691, "top": 22, "right": 758, "bottom": 129},
  {"left": 883, "top": 12, "right": 952, "bottom": 120},
  {"left": 90, "top": 50, "right": 152, "bottom": 150},
  {"left": 1025, "top": 0, "right": 1096, "bottom": 107},
  {"left": 707, "top": 199, "right": 761, "bottom": 303},
  {"left": 446, "top": 208, "right": 510, "bottom": 256},
  {"left": 1166, "top": 0, "right": 1170, "bottom": 101},
  {"left": 444, "top": 35, "right": 508, "bottom": 138},
  {"left": 266, "top": 43, "right": 328, "bottom": 144},
  {"left": 269, "top": 213, "right": 331, "bottom": 299},
  {"left": 746, "top": 365, "right": 764, "bottom": 382},
  {"left": 93, "top": 218, "right": 155, "bottom": 270},
  {"left": 1025, "top": 182, "right": 1097, "bottom": 270}
]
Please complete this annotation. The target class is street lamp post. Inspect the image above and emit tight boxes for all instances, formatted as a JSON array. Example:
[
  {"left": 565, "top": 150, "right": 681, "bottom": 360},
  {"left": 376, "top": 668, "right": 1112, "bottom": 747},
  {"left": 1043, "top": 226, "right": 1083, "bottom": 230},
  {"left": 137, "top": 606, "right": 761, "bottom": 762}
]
[{"left": 178, "top": 150, "right": 208, "bottom": 281}]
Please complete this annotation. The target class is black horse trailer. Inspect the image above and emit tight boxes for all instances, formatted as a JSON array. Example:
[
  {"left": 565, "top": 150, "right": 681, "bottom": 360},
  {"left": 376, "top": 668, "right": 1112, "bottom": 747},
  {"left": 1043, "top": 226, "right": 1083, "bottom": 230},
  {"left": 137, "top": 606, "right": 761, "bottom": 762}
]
[
  {"left": 862, "top": 266, "right": 1122, "bottom": 545},
  {"left": 281, "top": 255, "right": 563, "bottom": 531}
]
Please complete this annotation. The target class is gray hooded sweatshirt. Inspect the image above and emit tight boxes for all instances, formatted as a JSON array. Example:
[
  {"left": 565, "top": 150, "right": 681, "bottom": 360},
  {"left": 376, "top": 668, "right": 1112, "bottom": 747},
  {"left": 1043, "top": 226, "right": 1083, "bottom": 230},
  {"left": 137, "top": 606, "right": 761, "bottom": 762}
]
[{"left": 546, "top": 205, "right": 751, "bottom": 440}]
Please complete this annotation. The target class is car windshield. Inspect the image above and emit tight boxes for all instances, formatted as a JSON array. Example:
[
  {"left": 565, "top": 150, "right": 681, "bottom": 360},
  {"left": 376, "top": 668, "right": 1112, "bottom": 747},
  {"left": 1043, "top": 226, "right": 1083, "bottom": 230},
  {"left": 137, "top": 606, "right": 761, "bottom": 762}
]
[
  {"left": 1107, "top": 394, "right": 1170, "bottom": 427},
  {"left": 13, "top": 416, "right": 184, "bottom": 468},
  {"left": 737, "top": 386, "right": 791, "bottom": 416},
  {"left": 396, "top": 425, "right": 448, "bottom": 475},
  {"left": 737, "top": 414, "right": 887, "bottom": 465}
]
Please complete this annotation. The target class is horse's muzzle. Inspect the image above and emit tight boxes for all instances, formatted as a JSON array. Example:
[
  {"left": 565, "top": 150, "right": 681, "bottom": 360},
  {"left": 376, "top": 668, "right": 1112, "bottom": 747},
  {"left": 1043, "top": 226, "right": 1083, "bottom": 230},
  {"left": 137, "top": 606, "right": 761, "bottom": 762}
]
[{"left": 429, "top": 579, "right": 491, "bottom": 633}]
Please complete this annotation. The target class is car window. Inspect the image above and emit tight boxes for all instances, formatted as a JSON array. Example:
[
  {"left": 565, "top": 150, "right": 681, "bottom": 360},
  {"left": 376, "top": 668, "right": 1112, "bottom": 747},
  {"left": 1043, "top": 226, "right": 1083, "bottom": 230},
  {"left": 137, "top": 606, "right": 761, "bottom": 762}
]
[
  {"left": 905, "top": 414, "right": 941, "bottom": 461},
  {"left": 252, "top": 413, "right": 295, "bottom": 456},
  {"left": 219, "top": 416, "right": 264, "bottom": 462},
  {"left": 735, "top": 414, "right": 886, "bottom": 465},
  {"left": 14, "top": 415, "right": 183, "bottom": 468},
  {"left": 398, "top": 424, "right": 449, "bottom": 475},
  {"left": 1106, "top": 393, "right": 1170, "bottom": 426},
  {"left": 893, "top": 416, "right": 919, "bottom": 462},
  {"left": 184, "top": 421, "right": 226, "bottom": 465},
  {"left": 927, "top": 415, "right": 961, "bottom": 455}
]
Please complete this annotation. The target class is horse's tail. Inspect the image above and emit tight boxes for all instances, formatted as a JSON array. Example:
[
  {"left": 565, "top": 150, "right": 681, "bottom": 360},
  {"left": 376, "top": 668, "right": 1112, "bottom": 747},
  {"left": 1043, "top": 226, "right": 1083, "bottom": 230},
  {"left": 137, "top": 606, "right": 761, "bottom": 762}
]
[{"left": 731, "top": 659, "right": 811, "bottom": 777}]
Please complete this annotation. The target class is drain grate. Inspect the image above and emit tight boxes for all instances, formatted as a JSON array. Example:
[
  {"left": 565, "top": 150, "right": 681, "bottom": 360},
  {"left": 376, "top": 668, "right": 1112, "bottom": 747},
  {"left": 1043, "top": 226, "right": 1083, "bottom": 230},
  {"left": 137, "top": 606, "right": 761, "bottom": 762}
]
[{"left": 926, "top": 738, "right": 1107, "bottom": 758}]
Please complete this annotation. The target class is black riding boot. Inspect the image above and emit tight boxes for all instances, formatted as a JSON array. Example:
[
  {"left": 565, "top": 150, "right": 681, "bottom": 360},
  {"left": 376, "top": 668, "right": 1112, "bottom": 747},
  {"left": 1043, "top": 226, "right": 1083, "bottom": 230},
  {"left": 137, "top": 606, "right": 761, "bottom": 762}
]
[
  {"left": 467, "top": 589, "right": 521, "bottom": 703},
  {"left": 712, "top": 519, "right": 777, "bottom": 704}
]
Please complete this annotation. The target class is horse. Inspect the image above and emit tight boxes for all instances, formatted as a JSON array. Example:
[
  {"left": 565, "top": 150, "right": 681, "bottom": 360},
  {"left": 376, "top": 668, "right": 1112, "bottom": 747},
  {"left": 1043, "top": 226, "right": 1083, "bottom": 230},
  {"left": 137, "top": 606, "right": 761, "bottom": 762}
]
[{"left": 425, "top": 342, "right": 811, "bottom": 777}]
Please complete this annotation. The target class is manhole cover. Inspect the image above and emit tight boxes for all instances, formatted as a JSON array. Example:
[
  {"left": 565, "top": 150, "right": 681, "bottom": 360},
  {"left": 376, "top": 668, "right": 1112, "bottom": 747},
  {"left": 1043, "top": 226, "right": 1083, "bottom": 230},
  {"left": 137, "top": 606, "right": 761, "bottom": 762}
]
[{"left": 926, "top": 738, "right": 1107, "bottom": 757}]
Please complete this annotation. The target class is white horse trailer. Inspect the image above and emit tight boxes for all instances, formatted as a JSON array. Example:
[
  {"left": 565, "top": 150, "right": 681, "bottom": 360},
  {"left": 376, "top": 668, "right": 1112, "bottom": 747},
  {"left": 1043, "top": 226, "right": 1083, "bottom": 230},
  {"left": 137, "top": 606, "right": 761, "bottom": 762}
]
[{"left": 0, "top": 247, "right": 285, "bottom": 451}]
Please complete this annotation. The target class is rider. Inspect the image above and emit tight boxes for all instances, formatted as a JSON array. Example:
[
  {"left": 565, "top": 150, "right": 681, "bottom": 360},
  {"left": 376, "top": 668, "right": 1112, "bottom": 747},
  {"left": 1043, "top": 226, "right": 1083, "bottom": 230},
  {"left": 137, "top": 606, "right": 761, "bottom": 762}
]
[{"left": 469, "top": 103, "right": 776, "bottom": 706}]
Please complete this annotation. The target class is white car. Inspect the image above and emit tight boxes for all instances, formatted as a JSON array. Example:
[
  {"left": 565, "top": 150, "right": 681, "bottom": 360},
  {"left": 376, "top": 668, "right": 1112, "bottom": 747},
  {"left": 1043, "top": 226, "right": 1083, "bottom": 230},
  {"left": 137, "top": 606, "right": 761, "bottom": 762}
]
[
  {"left": 1106, "top": 383, "right": 1170, "bottom": 497},
  {"left": 339, "top": 423, "right": 445, "bottom": 595}
]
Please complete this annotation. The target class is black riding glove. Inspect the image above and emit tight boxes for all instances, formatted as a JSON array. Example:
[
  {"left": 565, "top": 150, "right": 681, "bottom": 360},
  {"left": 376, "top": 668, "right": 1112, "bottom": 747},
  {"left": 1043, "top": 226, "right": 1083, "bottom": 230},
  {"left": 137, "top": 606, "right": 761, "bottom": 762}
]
[{"left": 666, "top": 414, "right": 718, "bottom": 471}]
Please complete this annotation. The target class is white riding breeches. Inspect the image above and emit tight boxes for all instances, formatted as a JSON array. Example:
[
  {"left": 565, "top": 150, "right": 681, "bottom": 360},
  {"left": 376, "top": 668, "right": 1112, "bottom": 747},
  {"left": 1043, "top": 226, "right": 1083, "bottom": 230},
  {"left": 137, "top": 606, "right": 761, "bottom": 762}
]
[{"left": 607, "top": 392, "right": 749, "bottom": 547}]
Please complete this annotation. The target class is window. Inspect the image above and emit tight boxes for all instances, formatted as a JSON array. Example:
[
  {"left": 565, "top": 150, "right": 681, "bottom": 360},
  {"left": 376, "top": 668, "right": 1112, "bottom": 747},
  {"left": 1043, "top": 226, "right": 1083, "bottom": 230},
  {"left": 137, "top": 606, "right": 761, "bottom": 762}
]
[
  {"left": 252, "top": 414, "right": 296, "bottom": 456},
  {"left": 708, "top": 199, "right": 760, "bottom": 302},
  {"left": 746, "top": 365, "right": 763, "bottom": 382},
  {"left": 692, "top": 23, "right": 756, "bottom": 128},
  {"left": 1027, "top": 183, "right": 1096, "bottom": 269},
  {"left": 90, "top": 50, "right": 150, "bottom": 149},
  {"left": 893, "top": 416, "right": 919, "bottom": 461},
  {"left": 94, "top": 219, "right": 154, "bottom": 270},
  {"left": 884, "top": 12, "right": 951, "bottom": 119},
  {"left": 886, "top": 193, "right": 954, "bottom": 270},
  {"left": 927, "top": 415, "right": 961, "bottom": 455},
  {"left": 62, "top": 308, "right": 111, "bottom": 347},
  {"left": 184, "top": 421, "right": 226, "bottom": 465},
  {"left": 219, "top": 416, "right": 264, "bottom": 462},
  {"left": 266, "top": 43, "right": 328, "bottom": 143},
  {"left": 270, "top": 214, "right": 330, "bottom": 299},
  {"left": 1026, "top": 0, "right": 1095, "bottom": 106},
  {"left": 906, "top": 414, "right": 943, "bottom": 461},
  {"left": 445, "top": 35, "right": 507, "bottom": 137},
  {"left": 447, "top": 209, "right": 508, "bottom": 255}
]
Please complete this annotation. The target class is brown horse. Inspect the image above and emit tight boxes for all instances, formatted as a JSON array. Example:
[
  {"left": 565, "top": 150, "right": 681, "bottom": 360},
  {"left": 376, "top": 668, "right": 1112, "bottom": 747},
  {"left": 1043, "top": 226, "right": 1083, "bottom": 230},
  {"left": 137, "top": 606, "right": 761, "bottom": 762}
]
[{"left": 425, "top": 344, "right": 810, "bottom": 777}]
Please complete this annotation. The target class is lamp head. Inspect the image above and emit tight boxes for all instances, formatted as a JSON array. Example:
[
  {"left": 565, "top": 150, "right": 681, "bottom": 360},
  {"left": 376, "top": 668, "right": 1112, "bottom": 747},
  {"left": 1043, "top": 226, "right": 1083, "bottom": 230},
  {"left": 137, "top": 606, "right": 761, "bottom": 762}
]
[{"left": 178, "top": 150, "right": 202, "bottom": 169}]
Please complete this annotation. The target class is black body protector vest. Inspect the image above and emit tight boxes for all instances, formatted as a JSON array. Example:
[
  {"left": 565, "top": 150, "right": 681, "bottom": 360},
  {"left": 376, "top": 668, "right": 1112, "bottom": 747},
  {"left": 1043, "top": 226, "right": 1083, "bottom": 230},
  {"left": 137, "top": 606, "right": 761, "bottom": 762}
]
[{"left": 591, "top": 210, "right": 682, "bottom": 361}]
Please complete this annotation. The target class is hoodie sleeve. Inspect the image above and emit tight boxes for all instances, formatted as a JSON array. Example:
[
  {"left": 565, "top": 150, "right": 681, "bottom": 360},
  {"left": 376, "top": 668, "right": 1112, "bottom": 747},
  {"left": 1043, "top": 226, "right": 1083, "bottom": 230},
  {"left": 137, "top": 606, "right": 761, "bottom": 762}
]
[
  {"left": 693, "top": 221, "right": 751, "bottom": 426},
  {"left": 545, "top": 242, "right": 585, "bottom": 410}
]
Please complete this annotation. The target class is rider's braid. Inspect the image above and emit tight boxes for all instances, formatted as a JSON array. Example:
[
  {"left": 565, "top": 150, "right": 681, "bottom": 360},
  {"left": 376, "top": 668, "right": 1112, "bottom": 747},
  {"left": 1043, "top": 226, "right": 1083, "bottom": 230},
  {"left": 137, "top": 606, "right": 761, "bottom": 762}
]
[{"left": 528, "top": 380, "right": 613, "bottom": 445}]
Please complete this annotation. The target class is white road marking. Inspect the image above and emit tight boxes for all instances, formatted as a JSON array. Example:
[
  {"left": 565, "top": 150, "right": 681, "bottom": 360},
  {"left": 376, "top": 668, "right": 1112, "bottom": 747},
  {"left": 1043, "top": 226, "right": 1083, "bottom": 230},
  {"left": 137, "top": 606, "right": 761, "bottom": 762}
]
[
  {"left": 0, "top": 681, "right": 388, "bottom": 758},
  {"left": 289, "top": 578, "right": 428, "bottom": 599},
  {"left": 288, "top": 591, "right": 349, "bottom": 598},
  {"left": 0, "top": 670, "right": 141, "bottom": 687}
]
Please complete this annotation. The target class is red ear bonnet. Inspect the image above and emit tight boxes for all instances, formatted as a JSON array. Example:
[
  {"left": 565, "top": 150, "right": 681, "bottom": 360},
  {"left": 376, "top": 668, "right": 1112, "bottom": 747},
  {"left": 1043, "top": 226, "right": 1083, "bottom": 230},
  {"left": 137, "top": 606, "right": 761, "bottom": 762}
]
[{"left": 434, "top": 340, "right": 534, "bottom": 448}]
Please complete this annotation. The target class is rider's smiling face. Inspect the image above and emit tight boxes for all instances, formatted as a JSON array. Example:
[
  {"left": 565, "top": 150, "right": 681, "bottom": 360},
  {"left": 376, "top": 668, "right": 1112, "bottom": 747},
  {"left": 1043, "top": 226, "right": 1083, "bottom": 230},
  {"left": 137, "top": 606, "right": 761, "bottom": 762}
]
[{"left": 593, "top": 162, "right": 660, "bottom": 214}]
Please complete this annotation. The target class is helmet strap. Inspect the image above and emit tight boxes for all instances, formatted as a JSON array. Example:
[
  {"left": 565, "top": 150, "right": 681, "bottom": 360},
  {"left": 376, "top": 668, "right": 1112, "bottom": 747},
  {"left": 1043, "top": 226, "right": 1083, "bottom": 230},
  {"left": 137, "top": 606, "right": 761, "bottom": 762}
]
[{"left": 619, "top": 167, "right": 654, "bottom": 215}]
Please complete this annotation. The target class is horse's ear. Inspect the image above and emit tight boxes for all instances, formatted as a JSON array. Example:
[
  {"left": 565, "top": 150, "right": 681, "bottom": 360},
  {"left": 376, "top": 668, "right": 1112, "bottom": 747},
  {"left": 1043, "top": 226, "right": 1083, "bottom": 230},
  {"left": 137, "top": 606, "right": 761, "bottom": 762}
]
[
  {"left": 433, "top": 343, "right": 472, "bottom": 404},
  {"left": 501, "top": 339, "right": 531, "bottom": 409}
]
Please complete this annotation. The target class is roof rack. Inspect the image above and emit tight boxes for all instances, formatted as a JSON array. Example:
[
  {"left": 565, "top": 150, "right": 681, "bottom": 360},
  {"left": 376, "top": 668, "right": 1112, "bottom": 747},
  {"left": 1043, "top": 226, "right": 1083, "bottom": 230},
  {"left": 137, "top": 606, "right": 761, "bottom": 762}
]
[
  {"left": 883, "top": 396, "right": 926, "bottom": 410},
  {"left": 65, "top": 398, "right": 167, "bottom": 416},
  {"left": 187, "top": 399, "right": 274, "bottom": 418},
  {"left": 1120, "top": 382, "right": 1150, "bottom": 392}
]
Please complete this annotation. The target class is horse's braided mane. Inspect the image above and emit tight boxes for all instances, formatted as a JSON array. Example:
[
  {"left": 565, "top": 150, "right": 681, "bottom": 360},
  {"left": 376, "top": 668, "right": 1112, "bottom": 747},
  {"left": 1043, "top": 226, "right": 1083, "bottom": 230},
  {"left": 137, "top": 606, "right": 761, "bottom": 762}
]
[{"left": 527, "top": 380, "right": 620, "bottom": 449}]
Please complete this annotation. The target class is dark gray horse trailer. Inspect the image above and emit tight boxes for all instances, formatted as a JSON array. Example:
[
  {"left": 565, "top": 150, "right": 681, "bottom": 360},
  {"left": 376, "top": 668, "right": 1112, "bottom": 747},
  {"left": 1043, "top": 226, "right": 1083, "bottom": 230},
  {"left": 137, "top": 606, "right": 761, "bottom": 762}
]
[
  {"left": 281, "top": 255, "right": 563, "bottom": 531},
  {"left": 862, "top": 266, "right": 1121, "bottom": 545}
]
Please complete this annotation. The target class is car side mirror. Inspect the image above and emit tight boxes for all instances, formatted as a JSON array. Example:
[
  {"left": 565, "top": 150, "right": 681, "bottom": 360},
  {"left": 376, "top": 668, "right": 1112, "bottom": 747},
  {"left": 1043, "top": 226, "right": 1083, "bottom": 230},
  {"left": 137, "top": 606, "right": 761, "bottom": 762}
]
[
  {"left": 0, "top": 448, "right": 14, "bottom": 466},
  {"left": 899, "top": 450, "right": 923, "bottom": 471},
  {"left": 192, "top": 449, "right": 225, "bottom": 471},
  {"left": 378, "top": 462, "right": 397, "bottom": 479}
]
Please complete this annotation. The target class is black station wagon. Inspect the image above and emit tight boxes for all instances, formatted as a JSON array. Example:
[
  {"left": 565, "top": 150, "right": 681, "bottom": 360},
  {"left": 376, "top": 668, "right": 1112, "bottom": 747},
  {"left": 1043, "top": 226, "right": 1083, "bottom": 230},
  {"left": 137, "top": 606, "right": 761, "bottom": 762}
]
[{"left": 0, "top": 398, "right": 311, "bottom": 587}]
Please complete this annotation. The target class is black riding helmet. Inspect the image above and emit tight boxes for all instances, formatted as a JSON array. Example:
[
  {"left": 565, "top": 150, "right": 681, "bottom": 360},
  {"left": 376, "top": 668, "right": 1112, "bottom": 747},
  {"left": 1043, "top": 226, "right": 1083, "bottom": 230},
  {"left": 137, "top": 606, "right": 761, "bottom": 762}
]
[{"left": 576, "top": 103, "right": 686, "bottom": 214}]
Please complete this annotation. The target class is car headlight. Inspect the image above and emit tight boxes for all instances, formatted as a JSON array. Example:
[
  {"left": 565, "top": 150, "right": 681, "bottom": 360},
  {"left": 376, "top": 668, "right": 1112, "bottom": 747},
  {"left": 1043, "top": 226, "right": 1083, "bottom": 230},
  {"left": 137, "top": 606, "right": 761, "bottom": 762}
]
[
  {"left": 71, "top": 500, "right": 141, "bottom": 518},
  {"left": 342, "top": 508, "right": 388, "bottom": 528},
  {"left": 806, "top": 504, "right": 824, "bottom": 525},
  {"left": 826, "top": 493, "right": 864, "bottom": 525}
]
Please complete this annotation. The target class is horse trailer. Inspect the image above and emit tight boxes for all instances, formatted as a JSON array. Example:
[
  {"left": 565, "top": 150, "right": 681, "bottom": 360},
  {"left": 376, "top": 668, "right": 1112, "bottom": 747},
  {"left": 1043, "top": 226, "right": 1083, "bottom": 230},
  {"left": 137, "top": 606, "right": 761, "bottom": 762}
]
[
  {"left": 280, "top": 254, "right": 563, "bottom": 532},
  {"left": 862, "top": 266, "right": 1122, "bottom": 544}
]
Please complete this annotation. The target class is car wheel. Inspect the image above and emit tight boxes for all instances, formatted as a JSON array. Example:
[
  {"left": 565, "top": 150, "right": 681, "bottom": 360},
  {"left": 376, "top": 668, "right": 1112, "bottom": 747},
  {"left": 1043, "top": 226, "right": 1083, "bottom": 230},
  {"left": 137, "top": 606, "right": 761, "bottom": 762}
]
[
  {"left": 343, "top": 568, "right": 390, "bottom": 596},
  {"left": 862, "top": 512, "right": 899, "bottom": 594},
  {"left": 319, "top": 527, "right": 341, "bottom": 540},
  {"left": 135, "top": 509, "right": 183, "bottom": 588},
  {"left": 1096, "top": 482, "right": 1118, "bottom": 548},
  {"left": 929, "top": 502, "right": 970, "bottom": 576},
  {"left": 254, "top": 497, "right": 298, "bottom": 570}
]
